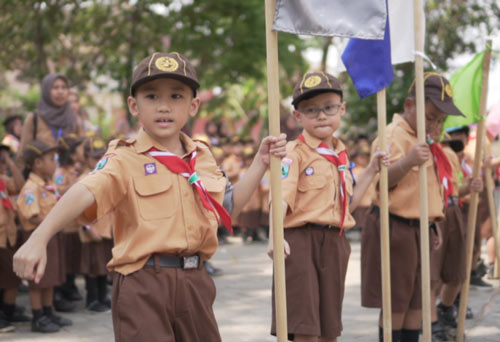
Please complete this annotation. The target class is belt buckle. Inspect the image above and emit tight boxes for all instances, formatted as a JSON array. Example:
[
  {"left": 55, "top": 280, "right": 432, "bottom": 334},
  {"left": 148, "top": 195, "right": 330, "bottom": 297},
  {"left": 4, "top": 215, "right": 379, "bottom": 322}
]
[{"left": 183, "top": 256, "right": 199, "bottom": 269}]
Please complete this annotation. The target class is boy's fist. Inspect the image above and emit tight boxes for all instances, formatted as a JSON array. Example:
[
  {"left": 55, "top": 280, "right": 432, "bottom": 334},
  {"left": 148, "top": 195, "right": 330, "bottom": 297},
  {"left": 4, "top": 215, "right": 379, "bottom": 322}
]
[{"left": 408, "top": 143, "right": 430, "bottom": 166}]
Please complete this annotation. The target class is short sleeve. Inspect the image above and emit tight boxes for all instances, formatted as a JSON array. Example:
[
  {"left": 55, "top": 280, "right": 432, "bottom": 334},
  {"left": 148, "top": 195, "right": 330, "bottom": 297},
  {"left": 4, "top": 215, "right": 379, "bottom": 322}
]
[
  {"left": 281, "top": 149, "right": 300, "bottom": 212},
  {"left": 17, "top": 186, "right": 40, "bottom": 221},
  {"left": 78, "top": 153, "right": 128, "bottom": 223}
]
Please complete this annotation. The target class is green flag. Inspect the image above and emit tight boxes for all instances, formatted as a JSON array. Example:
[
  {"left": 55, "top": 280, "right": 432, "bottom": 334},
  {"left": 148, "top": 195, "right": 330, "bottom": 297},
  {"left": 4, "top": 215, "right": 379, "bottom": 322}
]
[{"left": 443, "top": 50, "right": 485, "bottom": 131}]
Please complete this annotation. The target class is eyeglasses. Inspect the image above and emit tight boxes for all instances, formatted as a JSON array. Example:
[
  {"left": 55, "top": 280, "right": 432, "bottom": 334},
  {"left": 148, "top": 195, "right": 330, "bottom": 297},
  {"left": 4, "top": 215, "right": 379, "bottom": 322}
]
[{"left": 298, "top": 104, "right": 342, "bottom": 119}]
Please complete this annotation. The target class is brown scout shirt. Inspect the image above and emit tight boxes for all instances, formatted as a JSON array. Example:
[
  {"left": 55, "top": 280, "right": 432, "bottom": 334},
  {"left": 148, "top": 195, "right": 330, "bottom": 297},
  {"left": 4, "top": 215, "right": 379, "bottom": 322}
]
[
  {"left": 54, "top": 165, "right": 81, "bottom": 233},
  {"left": 282, "top": 130, "right": 355, "bottom": 230},
  {"left": 78, "top": 129, "right": 227, "bottom": 276},
  {"left": 16, "top": 112, "right": 83, "bottom": 169},
  {"left": 0, "top": 175, "right": 18, "bottom": 248},
  {"left": 17, "top": 173, "right": 58, "bottom": 232},
  {"left": 371, "top": 114, "right": 444, "bottom": 221}
]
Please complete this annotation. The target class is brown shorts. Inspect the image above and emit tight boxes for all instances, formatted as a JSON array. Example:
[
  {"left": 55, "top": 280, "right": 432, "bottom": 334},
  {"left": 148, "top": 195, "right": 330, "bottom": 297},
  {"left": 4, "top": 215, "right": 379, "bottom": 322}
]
[
  {"left": 112, "top": 262, "right": 220, "bottom": 342},
  {"left": 260, "top": 211, "right": 270, "bottom": 227},
  {"left": 239, "top": 210, "right": 261, "bottom": 231},
  {"left": 22, "top": 230, "right": 64, "bottom": 289},
  {"left": 461, "top": 200, "right": 485, "bottom": 259},
  {"left": 80, "top": 240, "right": 109, "bottom": 277},
  {"left": 64, "top": 232, "right": 82, "bottom": 274},
  {"left": 0, "top": 245, "right": 21, "bottom": 289},
  {"left": 432, "top": 205, "right": 466, "bottom": 287},
  {"left": 361, "top": 207, "right": 425, "bottom": 312},
  {"left": 271, "top": 224, "right": 351, "bottom": 340},
  {"left": 352, "top": 206, "right": 371, "bottom": 229}
]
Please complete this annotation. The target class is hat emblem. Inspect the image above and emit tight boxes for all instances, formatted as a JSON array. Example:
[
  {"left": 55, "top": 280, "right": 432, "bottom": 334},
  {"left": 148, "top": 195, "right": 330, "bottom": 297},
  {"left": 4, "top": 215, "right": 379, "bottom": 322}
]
[
  {"left": 444, "top": 84, "right": 453, "bottom": 98},
  {"left": 155, "top": 57, "right": 179, "bottom": 72},
  {"left": 304, "top": 75, "right": 321, "bottom": 88}
]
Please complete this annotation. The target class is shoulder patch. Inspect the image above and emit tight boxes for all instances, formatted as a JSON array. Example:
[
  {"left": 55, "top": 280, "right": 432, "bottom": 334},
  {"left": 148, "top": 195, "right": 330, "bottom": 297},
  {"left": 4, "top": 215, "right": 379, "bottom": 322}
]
[
  {"left": 24, "top": 189, "right": 35, "bottom": 205},
  {"left": 55, "top": 173, "right": 65, "bottom": 185},
  {"left": 281, "top": 157, "right": 293, "bottom": 179}
]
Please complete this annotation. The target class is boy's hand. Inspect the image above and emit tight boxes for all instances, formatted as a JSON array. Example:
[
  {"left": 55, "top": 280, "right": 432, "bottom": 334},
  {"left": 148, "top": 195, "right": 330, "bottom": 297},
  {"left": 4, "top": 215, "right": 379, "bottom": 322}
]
[
  {"left": 257, "top": 133, "right": 287, "bottom": 166},
  {"left": 408, "top": 143, "right": 430, "bottom": 166},
  {"left": 13, "top": 235, "right": 47, "bottom": 283},
  {"left": 469, "top": 177, "right": 483, "bottom": 193},
  {"left": 267, "top": 239, "right": 290, "bottom": 260},
  {"left": 368, "top": 148, "right": 390, "bottom": 173}
]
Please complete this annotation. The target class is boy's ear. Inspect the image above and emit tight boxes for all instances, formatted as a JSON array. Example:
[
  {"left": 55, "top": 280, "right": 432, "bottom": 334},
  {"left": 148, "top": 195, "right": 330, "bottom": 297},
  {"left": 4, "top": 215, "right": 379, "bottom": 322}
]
[
  {"left": 292, "top": 109, "right": 302, "bottom": 123},
  {"left": 33, "top": 158, "right": 42, "bottom": 170},
  {"left": 189, "top": 97, "right": 201, "bottom": 118},
  {"left": 127, "top": 96, "right": 139, "bottom": 118},
  {"left": 339, "top": 101, "right": 347, "bottom": 118},
  {"left": 403, "top": 97, "right": 416, "bottom": 114}
]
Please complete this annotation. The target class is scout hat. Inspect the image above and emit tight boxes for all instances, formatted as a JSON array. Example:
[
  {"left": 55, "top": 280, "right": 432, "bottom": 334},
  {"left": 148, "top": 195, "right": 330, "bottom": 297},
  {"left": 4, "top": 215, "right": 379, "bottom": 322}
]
[
  {"left": 292, "top": 71, "right": 343, "bottom": 108},
  {"left": 84, "top": 136, "right": 107, "bottom": 158},
  {"left": 408, "top": 72, "right": 464, "bottom": 116},
  {"left": 58, "top": 133, "right": 85, "bottom": 152},
  {"left": 130, "top": 52, "right": 200, "bottom": 96},
  {"left": 23, "top": 140, "right": 59, "bottom": 168}
]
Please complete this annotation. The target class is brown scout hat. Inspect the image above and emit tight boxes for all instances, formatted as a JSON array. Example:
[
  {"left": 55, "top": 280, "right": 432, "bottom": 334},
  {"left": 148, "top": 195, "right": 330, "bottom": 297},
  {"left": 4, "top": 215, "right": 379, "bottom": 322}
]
[
  {"left": 58, "top": 133, "right": 85, "bottom": 152},
  {"left": 23, "top": 140, "right": 59, "bottom": 168},
  {"left": 84, "top": 136, "right": 107, "bottom": 159},
  {"left": 130, "top": 52, "right": 200, "bottom": 96},
  {"left": 409, "top": 72, "right": 464, "bottom": 116},
  {"left": 292, "top": 71, "right": 343, "bottom": 108}
]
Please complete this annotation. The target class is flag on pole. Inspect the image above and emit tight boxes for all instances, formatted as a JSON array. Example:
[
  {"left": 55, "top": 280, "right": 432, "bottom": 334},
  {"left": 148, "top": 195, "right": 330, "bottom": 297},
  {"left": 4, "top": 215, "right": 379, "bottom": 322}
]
[
  {"left": 340, "top": 0, "right": 425, "bottom": 98},
  {"left": 443, "top": 50, "right": 486, "bottom": 131},
  {"left": 272, "top": 0, "right": 387, "bottom": 39}
]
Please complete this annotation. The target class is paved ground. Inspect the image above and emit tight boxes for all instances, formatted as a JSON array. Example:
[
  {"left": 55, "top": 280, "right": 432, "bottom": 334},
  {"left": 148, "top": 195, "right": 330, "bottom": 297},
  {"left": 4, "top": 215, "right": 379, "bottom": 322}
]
[{"left": 2, "top": 236, "right": 499, "bottom": 341}]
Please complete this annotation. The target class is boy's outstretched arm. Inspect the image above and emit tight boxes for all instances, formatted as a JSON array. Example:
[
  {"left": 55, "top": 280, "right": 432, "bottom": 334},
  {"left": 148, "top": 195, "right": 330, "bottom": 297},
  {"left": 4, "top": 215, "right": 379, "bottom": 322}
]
[
  {"left": 350, "top": 150, "right": 390, "bottom": 211},
  {"left": 13, "top": 183, "right": 95, "bottom": 283},
  {"left": 232, "top": 134, "right": 286, "bottom": 218}
]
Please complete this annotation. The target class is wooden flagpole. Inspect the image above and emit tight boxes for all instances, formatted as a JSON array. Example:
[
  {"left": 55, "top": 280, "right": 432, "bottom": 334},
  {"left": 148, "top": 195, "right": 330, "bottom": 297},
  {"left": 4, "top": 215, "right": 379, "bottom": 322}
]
[
  {"left": 264, "top": 0, "right": 288, "bottom": 340},
  {"left": 377, "top": 89, "right": 392, "bottom": 341},
  {"left": 457, "top": 39, "right": 492, "bottom": 342},
  {"left": 413, "top": 0, "right": 432, "bottom": 340}
]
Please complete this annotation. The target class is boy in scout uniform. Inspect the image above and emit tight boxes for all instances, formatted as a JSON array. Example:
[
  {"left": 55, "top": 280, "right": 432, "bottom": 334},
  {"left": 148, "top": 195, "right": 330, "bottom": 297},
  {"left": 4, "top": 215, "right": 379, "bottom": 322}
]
[
  {"left": 429, "top": 137, "right": 483, "bottom": 341},
  {"left": 361, "top": 73, "right": 465, "bottom": 342},
  {"left": 0, "top": 144, "right": 27, "bottom": 332},
  {"left": 268, "top": 71, "right": 388, "bottom": 342},
  {"left": 17, "top": 140, "right": 72, "bottom": 333},
  {"left": 13, "top": 52, "right": 286, "bottom": 342}
]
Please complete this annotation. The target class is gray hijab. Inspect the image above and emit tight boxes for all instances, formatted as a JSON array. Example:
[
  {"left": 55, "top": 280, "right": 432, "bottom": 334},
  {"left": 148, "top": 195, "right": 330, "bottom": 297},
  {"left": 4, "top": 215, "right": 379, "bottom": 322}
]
[{"left": 37, "top": 73, "right": 77, "bottom": 135}]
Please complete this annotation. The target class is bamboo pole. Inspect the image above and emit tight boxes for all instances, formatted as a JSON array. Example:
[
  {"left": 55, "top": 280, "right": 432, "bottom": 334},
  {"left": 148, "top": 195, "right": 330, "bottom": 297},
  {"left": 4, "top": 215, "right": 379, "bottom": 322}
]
[
  {"left": 413, "top": 0, "right": 432, "bottom": 340},
  {"left": 264, "top": 0, "right": 287, "bottom": 340},
  {"left": 377, "top": 89, "right": 392, "bottom": 341},
  {"left": 457, "top": 40, "right": 492, "bottom": 342},
  {"left": 485, "top": 169, "right": 500, "bottom": 279}
]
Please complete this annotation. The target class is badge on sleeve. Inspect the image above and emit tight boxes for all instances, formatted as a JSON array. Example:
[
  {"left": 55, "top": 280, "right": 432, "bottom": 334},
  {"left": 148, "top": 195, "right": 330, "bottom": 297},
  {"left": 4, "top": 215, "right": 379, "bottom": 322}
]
[
  {"left": 305, "top": 167, "right": 314, "bottom": 176},
  {"left": 281, "top": 157, "right": 293, "bottom": 179},
  {"left": 55, "top": 173, "right": 64, "bottom": 185},
  {"left": 24, "top": 189, "right": 35, "bottom": 205}
]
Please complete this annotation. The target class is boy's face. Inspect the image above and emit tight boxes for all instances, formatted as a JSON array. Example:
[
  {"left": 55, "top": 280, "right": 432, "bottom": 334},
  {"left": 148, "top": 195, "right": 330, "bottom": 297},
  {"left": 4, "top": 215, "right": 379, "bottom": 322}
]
[
  {"left": 404, "top": 98, "right": 447, "bottom": 141},
  {"left": 293, "top": 92, "right": 346, "bottom": 141},
  {"left": 35, "top": 151, "right": 57, "bottom": 179},
  {"left": 128, "top": 78, "right": 200, "bottom": 145}
]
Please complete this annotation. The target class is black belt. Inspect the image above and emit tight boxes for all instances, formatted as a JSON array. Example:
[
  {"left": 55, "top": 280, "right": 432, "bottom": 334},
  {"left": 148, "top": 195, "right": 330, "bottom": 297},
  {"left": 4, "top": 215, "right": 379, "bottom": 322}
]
[
  {"left": 372, "top": 206, "right": 437, "bottom": 234},
  {"left": 145, "top": 254, "right": 200, "bottom": 269},
  {"left": 448, "top": 196, "right": 459, "bottom": 206},
  {"left": 307, "top": 222, "right": 341, "bottom": 232}
]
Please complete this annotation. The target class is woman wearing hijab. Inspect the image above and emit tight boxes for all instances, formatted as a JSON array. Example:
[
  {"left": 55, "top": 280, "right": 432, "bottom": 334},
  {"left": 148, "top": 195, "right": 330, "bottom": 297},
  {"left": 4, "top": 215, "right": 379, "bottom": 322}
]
[{"left": 17, "top": 73, "right": 83, "bottom": 168}]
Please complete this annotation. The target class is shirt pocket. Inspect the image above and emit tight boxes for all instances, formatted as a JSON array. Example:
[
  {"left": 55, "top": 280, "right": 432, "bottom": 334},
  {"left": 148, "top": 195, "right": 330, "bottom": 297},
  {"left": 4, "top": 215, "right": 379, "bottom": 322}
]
[
  {"left": 297, "top": 173, "right": 327, "bottom": 192},
  {"left": 133, "top": 175, "right": 176, "bottom": 221}
]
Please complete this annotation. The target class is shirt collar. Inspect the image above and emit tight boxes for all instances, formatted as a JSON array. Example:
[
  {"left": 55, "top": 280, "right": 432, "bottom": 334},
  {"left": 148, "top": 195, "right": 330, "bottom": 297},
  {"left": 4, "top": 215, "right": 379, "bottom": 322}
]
[
  {"left": 392, "top": 113, "right": 416, "bottom": 137},
  {"left": 133, "top": 128, "right": 197, "bottom": 157},
  {"left": 301, "top": 129, "right": 346, "bottom": 154},
  {"left": 29, "top": 172, "right": 47, "bottom": 187}
]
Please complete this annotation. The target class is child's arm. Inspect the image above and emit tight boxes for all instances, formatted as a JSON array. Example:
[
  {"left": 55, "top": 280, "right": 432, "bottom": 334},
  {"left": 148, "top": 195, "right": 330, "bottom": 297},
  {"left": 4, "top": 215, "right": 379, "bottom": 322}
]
[
  {"left": 13, "top": 183, "right": 95, "bottom": 283},
  {"left": 388, "top": 142, "right": 429, "bottom": 188},
  {"left": 232, "top": 134, "right": 286, "bottom": 217},
  {"left": 2, "top": 150, "right": 24, "bottom": 192},
  {"left": 458, "top": 177, "right": 483, "bottom": 197},
  {"left": 350, "top": 151, "right": 389, "bottom": 212}
]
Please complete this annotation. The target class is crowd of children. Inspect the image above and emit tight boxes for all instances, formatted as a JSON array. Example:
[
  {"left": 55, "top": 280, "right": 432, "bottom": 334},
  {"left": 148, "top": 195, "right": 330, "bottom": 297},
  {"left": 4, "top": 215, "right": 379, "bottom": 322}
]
[{"left": 1, "top": 51, "right": 497, "bottom": 342}]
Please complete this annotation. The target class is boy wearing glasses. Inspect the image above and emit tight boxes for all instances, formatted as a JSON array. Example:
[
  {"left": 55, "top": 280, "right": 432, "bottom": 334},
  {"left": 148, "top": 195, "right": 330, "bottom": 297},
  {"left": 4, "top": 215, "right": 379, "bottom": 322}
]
[{"left": 268, "top": 71, "right": 387, "bottom": 342}]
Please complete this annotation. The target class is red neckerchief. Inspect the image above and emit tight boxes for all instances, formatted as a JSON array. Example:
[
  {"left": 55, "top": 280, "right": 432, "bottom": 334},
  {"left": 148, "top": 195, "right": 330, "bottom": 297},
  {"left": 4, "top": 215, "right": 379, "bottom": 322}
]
[
  {"left": 149, "top": 147, "right": 232, "bottom": 234},
  {"left": 43, "top": 185, "right": 61, "bottom": 201},
  {"left": 461, "top": 158, "right": 472, "bottom": 178},
  {"left": 0, "top": 179, "right": 14, "bottom": 211},
  {"left": 428, "top": 139, "right": 454, "bottom": 207},
  {"left": 298, "top": 134, "right": 347, "bottom": 234}
]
